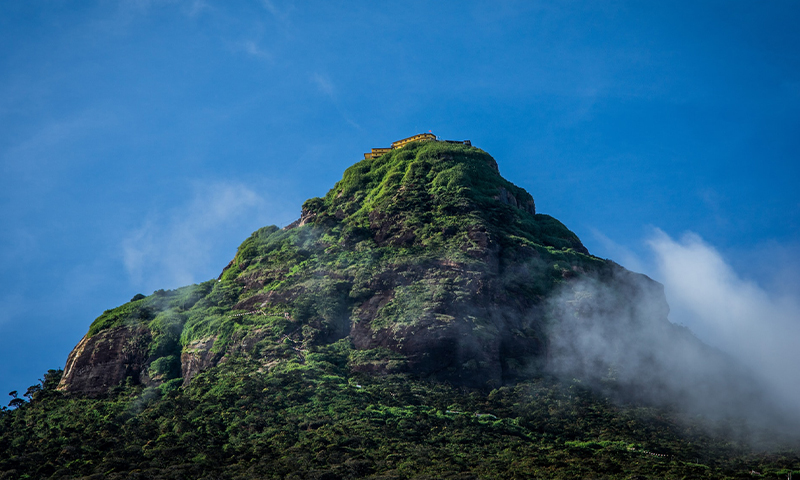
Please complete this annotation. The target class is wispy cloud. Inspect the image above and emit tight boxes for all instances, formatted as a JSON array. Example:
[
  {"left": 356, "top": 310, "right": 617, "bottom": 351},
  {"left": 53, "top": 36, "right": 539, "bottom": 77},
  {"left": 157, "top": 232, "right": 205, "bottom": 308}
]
[
  {"left": 311, "top": 72, "right": 360, "bottom": 129},
  {"left": 238, "top": 39, "right": 272, "bottom": 59},
  {"left": 312, "top": 72, "right": 335, "bottom": 98},
  {"left": 1, "top": 110, "right": 114, "bottom": 185},
  {"left": 261, "top": 0, "right": 293, "bottom": 25},
  {"left": 121, "top": 181, "right": 266, "bottom": 292},
  {"left": 186, "top": 0, "right": 212, "bottom": 17}
]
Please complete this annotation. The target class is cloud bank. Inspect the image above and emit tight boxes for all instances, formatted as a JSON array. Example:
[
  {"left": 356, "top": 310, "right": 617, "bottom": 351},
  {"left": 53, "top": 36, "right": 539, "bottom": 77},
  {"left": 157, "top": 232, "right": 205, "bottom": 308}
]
[
  {"left": 648, "top": 230, "right": 800, "bottom": 415},
  {"left": 550, "top": 228, "right": 800, "bottom": 433},
  {"left": 545, "top": 262, "right": 765, "bottom": 423}
]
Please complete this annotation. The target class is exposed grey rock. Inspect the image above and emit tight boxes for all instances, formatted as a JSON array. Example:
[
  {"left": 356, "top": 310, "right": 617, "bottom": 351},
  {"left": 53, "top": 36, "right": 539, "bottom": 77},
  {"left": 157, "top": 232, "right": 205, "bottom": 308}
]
[{"left": 58, "top": 326, "right": 151, "bottom": 396}]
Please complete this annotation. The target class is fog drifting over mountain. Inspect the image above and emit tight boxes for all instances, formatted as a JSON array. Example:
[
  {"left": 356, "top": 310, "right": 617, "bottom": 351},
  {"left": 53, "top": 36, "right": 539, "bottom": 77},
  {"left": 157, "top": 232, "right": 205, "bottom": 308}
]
[
  {"left": 649, "top": 231, "right": 800, "bottom": 420},
  {"left": 559, "top": 229, "right": 800, "bottom": 430}
]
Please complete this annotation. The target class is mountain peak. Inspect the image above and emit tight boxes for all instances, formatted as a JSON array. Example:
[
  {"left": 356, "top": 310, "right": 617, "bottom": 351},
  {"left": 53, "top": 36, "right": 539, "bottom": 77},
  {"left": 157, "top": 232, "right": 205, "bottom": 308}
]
[
  {"left": 288, "top": 140, "right": 586, "bottom": 254},
  {"left": 60, "top": 140, "right": 603, "bottom": 394}
]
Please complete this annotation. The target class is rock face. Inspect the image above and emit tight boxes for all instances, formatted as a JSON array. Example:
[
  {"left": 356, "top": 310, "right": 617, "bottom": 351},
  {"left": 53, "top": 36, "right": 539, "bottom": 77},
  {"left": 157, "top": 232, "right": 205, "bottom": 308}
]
[
  {"left": 58, "top": 326, "right": 151, "bottom": 396},
  {"left": 180, "top": 337, "right": 221, "bottom": 385},
  {"left": 345, "top": 257, "right": 546, "bottom": 386},
  {"left": 57, "top": 140, "right": 681, "bottom": 395},
  {"left": 496, "top": 186, "right": 535, "bottom": 216}
]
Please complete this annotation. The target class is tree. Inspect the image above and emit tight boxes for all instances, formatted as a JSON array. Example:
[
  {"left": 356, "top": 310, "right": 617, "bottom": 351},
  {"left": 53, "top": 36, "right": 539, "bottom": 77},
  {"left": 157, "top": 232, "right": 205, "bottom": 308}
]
[
  {"left": 8, "top": 391, "right": 24, "bottom": 409},
  {"left": 41, "top": 369, "right": 63, "bottom": 391},
  {"left": 23, "top": 384, "right": 41, "bottom": 401}
]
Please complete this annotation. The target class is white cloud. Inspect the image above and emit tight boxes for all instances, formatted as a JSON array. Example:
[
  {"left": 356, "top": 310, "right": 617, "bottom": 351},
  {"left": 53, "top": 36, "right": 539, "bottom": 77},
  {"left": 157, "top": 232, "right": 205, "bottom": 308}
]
[
  {"left": 576, "top": 228, "right": 800, "bottom": 422},
  {"left": 186, "top": 0, "right": 212, "bottom": 17},
  {"left": 647, "top": 229, "right": 800, "bottom": 410},
  {"left": 261, "top": 0, "right": 293, "bottom": 24},
  {"left": 1, "top": 110, "right": 113, "bottom": 178},
  {"left": 122, "top": 181, "right": 266, "bottom": 292},
  {"left": 312, "top": 72, "right": 335, "bottom": 98},
  {"left": 239, "top": 39, "right": 272, "bottom": 59}
]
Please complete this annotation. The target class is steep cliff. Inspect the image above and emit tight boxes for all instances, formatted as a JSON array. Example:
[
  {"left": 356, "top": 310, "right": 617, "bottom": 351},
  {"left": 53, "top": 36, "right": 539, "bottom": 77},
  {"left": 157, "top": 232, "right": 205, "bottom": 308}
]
[{"left": 58, "top": 326, "right": 151, "bottom": 396}]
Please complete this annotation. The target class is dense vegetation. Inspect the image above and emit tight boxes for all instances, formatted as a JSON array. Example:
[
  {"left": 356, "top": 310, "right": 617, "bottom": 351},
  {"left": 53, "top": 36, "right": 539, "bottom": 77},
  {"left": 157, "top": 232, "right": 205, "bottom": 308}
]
[{"left": 4, "top": 346, "right": 800, "bottom": 479}]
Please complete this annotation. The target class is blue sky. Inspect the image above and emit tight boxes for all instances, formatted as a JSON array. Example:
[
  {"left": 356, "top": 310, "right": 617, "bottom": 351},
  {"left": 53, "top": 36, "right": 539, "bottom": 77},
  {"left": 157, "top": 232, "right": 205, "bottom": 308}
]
[{"left": 1, "top": 1, "right": 798, "bottom": 398}]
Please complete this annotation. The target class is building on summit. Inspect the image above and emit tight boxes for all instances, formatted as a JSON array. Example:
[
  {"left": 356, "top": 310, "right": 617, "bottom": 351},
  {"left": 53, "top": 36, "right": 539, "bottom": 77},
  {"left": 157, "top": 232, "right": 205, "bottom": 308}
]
[
  {"left": 390, "top": 133, "right": 437, "bottom": 149},
  {"left": 364, "top": 133, "right": 471, "bottom": 159},
  {"left": 364, "top": 147, "right": 392, "bottom": 159}
]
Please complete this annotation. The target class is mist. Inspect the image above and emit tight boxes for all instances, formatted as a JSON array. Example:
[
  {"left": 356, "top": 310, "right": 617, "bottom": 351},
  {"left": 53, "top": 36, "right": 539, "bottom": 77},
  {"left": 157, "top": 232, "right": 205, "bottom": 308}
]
[
  {"left": 545, "top": 229, "right": 800, "bottom": 434},
  {"left": 122, "top": 181, "right": 272, "bottom": 293},
  {"left": 649, "top": 230, "right": 800, "bottom": 424}
]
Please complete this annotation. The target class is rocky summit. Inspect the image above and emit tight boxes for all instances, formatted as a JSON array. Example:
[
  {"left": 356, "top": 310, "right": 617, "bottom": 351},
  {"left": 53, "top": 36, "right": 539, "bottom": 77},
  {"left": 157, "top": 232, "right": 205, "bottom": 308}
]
[{"left": 61, "top": 140, "right": 674, "bottom": 394}]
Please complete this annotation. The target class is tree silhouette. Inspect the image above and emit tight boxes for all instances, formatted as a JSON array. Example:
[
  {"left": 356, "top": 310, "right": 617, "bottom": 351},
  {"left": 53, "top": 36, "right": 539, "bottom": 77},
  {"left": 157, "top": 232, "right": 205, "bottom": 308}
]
[{"left": 7, "top": 391, "right": 24, "bottom": 409}]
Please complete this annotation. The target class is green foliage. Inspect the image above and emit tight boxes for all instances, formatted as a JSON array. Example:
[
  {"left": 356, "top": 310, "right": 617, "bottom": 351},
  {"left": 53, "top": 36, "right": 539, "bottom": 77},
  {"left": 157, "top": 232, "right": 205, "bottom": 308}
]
[
  {"left": 2, "top": 359, "right": 798, "bottom": 479},
  {"left": 148, "top": 310, "right": 185, "bottom": 357},
  {"left": 348, "top": 347, "right": 407, "bottom": 372},
  {"left": 158, "top": 378, "right": 183, "bottom": 396},
  {"left": 149, "top": 355, "right": 180, "bottom": 379},
  {"left": 88, "top": 298, "right": 154, "bottom": 337},
  {"left": 88, "top": 283, "right": 212, "bottom": 337}
]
